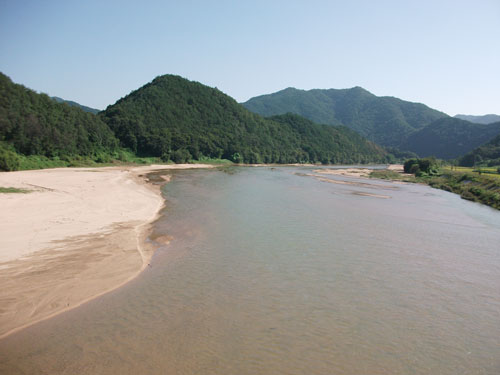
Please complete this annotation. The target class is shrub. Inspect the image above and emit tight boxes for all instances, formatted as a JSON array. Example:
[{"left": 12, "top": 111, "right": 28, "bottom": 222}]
[
  {"left": 172, "top": 149, "right": 192, "bottom": 164},
  {"left": 0, "top": 147, "right": 21, "bottom": 171}
]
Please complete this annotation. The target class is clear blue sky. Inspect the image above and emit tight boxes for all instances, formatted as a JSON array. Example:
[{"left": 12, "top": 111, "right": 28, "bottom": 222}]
[{"left": 1, "top": 0, "right": 499, "bottom": 115}]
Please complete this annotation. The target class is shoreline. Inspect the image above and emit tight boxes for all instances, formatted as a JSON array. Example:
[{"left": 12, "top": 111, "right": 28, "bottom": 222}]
[{"left": 0, "top": 164, "right": 213, "bottom": 339}]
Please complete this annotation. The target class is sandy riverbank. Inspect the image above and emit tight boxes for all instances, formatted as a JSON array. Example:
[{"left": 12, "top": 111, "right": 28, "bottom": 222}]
[
  {"left": 312, "top": 164, "right": 404, "bottom": 178},
  {"left": 0, "top": 164, "right": 213, "bottom": 338}
]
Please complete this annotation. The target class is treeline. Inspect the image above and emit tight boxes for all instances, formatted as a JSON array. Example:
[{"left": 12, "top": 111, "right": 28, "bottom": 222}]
[
  {"left": 100, "top": 75, "right": 388, "bottom": 164},
  {"left": 0, "top": 73, "right": 118, "bottom": 164}
]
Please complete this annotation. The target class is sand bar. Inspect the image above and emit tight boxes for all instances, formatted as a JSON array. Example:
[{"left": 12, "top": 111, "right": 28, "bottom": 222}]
[{"left": 0, "top": 164, "right": 213, "bottom": 338}]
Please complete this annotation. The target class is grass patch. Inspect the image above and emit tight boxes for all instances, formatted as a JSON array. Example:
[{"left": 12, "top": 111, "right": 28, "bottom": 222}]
[
  {"left": 0, "top": 186, "right": 30, "bottom": 193},
  {"left": 369, "top": 169, "right": 415, "bottom": 182},
  {"left": 442, "top": 166, "right": 500, "bottom": 179},
  {"left": 426, "top": 172, "right": 500, "bottom": 210},
  {"left": 374, "top": 166, "right": 500, "bottom": 210}
]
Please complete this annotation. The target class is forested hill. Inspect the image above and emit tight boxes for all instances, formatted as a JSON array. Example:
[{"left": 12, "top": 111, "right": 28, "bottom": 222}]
[
  {"left": 242, "top": 87, "right": 448, "bottom": 148},
  {"left": 52, "top": 96, "right": 100, "bottom": 114},
  {"left": 0, "top": 72, "right": 118, "bottom": 160},
  {"left": 459, "top": 127, "right": 500, "bottom": 166},
  {"left": 100, "top": 75, "right": 388, "bottom": 164},
  {"left": 400, "top": 118, "right": 500, "bottom": 160}
]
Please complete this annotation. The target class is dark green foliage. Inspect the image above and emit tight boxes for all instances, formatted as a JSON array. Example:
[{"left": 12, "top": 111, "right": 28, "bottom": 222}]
[
  {"left": 100, "top": 75, "right": 388, "bottom": 164},
  {"left": 403, "top": 157, "right": 440, "bottom": 177},
  {"left": 401, "top": 118, "right": 500, "bottom": 159},
  {"left": 269, "top": 113, "right": 387, "bottom": 164},
  {"left": 459, "top": 130, "right": 500, "bottom": 167},
  {"left": 243, "top": 87, "right": 500, "bottom": 159},
  {"left": 0, "top": 143, "right": 21, "bottom": 171},
  {"left": 0, "top": 73, "right": 119, "bottom": 160},
  {"left": 243, "top": 86, "right": 447, "bottom": 148}
]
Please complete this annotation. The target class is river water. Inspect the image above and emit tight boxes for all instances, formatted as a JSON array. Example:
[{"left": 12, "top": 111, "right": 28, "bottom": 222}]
[{"left": 1, "top": 166, "right": 499, "bottom": 374}]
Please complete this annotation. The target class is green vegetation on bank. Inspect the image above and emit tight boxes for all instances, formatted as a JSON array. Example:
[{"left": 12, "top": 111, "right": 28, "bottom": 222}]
[
  {"left": 371, "top": 158, "right": 500, "bottom": 210},
  {"left": 403, "top": 157, "right": 441, "bottom": 177},
  {"left": 427, "top": 172, "right": 500, "bottom": 210}
]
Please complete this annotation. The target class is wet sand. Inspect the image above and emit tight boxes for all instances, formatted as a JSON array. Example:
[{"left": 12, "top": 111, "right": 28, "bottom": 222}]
[{"left": 0, "top": 164, "right": 213, "bottom": 338}]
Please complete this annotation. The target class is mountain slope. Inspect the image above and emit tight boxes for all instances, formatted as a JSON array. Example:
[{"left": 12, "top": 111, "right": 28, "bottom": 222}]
[
  {"left": 243, "top": 87, "right": 448, "bottom": 147},
  {"left": 454, "top": 114, "right": 500, "bottom": 124},
  {"left": 52, "top": 96, "right": 100, "bottom": 114},
  {"left": 459, "top": 126, "right": 500, "bottom": 166},
  {"left": 100, "top": 75, "right": 387, "bottom": 164},
  {"left": 0, "top": 72, "right": 118, "bottom": 159},
  {"left": 401, "top": 118, "right": 500, "bottom": 159}
]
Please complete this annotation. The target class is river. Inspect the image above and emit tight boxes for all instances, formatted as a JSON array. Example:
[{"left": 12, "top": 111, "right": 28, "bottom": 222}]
[{"left": 1, "top": 166, "right": 499, "bottom": 374}]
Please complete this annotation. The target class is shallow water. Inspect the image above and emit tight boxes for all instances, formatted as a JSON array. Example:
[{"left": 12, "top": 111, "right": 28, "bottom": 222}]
[{"left": 1, "top": 166, "right": 499, "bottom": 374}]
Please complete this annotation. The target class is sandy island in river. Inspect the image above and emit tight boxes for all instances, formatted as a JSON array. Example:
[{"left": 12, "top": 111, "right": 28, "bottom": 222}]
[{"left": 0, "top": 164, "right": 213, "bottom": 338}]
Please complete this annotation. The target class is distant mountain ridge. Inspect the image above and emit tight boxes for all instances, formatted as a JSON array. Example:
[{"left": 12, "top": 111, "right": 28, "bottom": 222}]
[
  {"left": 52, "top": 96, "right": 100, "bottom": 114},
  {"left": 243, "top": 87, "right": 500, "bottom": 159},
  {"left": 243, "top": 87, "right": 448, "bottom": 148},
  {"left": 454, "top": 114, "right": 500, "bottom": 125}
]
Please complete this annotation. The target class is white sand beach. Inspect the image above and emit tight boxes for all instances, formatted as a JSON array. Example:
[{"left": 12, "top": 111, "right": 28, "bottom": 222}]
[{"left": 0, "top": 164, "right": 213, "bottom": 338}]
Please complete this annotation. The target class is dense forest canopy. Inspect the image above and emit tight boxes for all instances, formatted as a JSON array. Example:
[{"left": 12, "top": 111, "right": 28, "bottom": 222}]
[
  {"left": 0, "top": 73, "right": 389, "bottom": 170},
  {"left": 243, "top": 87, "right": 500, "bottom": 159},
  {"left": 243, "top": 86, "right": 448, "bottom": 148},
  {"left": 3, "top": 71, "right": 499, "bottom": 170},
  {"left": 401, "top": 118, "right": 500, "bottom": 160},
  {"left": 459, "top": 128, "right": 500, "bottom": 166},
  {"left": 0, "top": 72, "right": 118, "bottom": 159},
  {"left": 51, "top": 97, "right": 100, "bottom": 114},
  {"left": 100, "top": 75, "right": 388, "bottom": 164}
]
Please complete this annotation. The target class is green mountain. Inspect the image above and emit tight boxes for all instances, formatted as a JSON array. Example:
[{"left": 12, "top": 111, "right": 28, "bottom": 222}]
[
  {"left": 52, "top": 96, "right": 100, "bottom": 114},
  {"left": 459, "top": 127, "right": 500, "bottom": 166},
  {"left": 0, "top": 72, "right": 118, "bottom": 163},
  {"left": 401, "top": 118, "right": 500, "bottom": 159},
  {"left": 100, "top": 75, "right": 387, "bottom": 164},
  {"left": 243, "top": 87, "right": 500, "bottom": 159},
  {"left": 454, "top": 114, "right": 500, "bottom": 124},
  {"left": 243, "top": 87, "right": 448, "bottom": 148}
]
